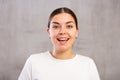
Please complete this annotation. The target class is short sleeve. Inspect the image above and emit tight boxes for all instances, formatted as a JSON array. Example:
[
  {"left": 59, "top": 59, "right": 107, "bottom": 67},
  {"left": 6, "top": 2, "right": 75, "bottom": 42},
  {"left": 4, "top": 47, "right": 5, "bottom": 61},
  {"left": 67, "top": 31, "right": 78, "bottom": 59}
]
[
  {"left": 89, "top": 59, "right": 101, "bottom": 80},
  {"left": 18, "top": 56, "right": 32, "bottom": 80}
]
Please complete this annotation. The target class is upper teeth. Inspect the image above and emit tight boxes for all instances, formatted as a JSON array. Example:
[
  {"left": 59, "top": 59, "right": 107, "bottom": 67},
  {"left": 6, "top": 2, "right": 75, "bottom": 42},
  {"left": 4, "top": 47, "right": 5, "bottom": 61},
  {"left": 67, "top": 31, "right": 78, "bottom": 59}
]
[{"left": 57, "top": 37, "right": 69, "bottom": 41}]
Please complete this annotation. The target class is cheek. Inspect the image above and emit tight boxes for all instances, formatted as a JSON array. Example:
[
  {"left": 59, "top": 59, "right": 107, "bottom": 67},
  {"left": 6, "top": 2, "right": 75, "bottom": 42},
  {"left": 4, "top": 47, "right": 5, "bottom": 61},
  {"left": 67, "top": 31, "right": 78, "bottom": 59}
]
[
  {"left": 49, "top": 30, "right": 58, "bottom": 38},
  {"left": 69, "top": 31, "right": 78, "bottom": 38}
]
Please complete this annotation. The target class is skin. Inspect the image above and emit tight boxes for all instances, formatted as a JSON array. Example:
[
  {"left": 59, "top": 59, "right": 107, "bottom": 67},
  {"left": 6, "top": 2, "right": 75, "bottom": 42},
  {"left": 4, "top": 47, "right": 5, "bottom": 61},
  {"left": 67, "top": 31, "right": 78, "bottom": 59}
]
[{"left": 47, "top": 13, "right": 79, "bottom": 60}]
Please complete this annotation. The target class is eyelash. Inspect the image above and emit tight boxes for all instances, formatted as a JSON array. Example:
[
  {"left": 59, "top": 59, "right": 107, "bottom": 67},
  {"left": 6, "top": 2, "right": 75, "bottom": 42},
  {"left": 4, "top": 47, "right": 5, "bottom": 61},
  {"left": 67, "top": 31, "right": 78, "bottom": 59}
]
[
  {"left": 52, "top": 25, "right": 60, "bottom": 29},
  {"left": 66, "top": 25, "right": 73, "bottom": 28},
  {"left": 52, "top": 25, "right": 73, "bottom": 29}
]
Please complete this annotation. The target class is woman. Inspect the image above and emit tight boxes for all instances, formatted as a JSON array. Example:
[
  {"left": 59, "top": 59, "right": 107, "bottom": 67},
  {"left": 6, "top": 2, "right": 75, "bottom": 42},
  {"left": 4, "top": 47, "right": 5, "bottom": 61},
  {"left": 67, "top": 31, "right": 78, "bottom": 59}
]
[{"left": 18, "top": 7, "right": 100, "bottom": 80}]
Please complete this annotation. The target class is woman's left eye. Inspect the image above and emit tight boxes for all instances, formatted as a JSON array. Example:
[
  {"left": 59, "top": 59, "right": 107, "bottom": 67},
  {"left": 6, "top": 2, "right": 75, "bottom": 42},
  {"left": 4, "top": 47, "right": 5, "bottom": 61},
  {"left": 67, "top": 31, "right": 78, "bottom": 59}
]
[{"left": 66, "top": 25, "right": 73, "bottom": 29}]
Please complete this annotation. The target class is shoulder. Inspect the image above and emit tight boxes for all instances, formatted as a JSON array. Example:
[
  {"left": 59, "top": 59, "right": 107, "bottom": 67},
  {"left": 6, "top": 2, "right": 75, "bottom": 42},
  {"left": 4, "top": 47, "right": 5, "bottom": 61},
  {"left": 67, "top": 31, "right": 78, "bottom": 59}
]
[
  {"left": 76, "top": 54, "right": 95, "bottom": 64},
  {"left": 75, "top": 54, "right": 98, "bottom": 69},
  {"left": 27, "top": 51, "right": 49, "bottom": 62}
]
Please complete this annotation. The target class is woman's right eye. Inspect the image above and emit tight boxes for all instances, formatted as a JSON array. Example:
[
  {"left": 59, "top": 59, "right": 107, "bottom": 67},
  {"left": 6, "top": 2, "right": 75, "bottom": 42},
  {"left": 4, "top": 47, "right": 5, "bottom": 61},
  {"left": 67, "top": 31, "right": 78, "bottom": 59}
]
[{"left": 52, "top": 25, "right": 59, "bottom": 29}]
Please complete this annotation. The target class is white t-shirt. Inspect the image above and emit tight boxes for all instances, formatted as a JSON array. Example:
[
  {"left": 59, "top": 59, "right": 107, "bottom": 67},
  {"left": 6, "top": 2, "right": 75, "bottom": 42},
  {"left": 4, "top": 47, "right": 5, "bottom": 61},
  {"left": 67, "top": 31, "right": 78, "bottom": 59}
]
[{"left": 18, "top": 51, "right": 100, "bottom": 80}]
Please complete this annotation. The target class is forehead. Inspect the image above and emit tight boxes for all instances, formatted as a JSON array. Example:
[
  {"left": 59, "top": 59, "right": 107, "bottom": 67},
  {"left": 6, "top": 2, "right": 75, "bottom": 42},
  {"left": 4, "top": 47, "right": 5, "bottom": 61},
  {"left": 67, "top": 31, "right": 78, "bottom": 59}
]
[{"left": 51, "top": 13, "right": 75, "bottom": 24}]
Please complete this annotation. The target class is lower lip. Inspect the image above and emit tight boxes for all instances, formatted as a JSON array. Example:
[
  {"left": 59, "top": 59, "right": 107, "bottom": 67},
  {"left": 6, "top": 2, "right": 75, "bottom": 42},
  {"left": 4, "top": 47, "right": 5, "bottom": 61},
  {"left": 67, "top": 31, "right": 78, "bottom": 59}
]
[{"left": 58, "top": 40, "right": 68, "bottom": 45}]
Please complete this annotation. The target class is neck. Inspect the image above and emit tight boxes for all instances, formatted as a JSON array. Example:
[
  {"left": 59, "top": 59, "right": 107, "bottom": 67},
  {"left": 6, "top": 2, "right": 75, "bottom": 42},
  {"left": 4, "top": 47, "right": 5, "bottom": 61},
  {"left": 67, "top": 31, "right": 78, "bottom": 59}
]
[{"left": 51, "top": 49, "right": 76, "bottom": 60}]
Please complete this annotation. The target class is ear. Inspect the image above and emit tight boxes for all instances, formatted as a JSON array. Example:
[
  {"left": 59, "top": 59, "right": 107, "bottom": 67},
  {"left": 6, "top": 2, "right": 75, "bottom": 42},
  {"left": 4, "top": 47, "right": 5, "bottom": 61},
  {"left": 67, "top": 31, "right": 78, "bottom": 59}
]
[
  {"left": 46, "top": 28, "right": 50, "bottom": 37},
  {"left": 76, "top": 28, "right": 79, "bottom": 38},
  {"left": 47, "top": 28, "right": 49, "bottom": 34}
]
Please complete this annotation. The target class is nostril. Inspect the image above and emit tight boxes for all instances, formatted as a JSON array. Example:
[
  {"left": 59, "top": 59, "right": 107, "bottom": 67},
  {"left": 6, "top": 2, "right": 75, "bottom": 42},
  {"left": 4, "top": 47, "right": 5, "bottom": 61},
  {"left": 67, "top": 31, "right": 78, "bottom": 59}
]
[{"left": 58, "top": 32, "right": 66, "bottom": 35}]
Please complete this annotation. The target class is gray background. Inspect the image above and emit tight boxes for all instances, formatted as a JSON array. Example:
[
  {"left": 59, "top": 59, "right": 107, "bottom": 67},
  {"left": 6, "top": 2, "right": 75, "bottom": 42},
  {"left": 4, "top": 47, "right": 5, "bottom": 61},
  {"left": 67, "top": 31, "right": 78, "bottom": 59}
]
[{"left": 0, "top": 0, "right": 120, "bottom": 80}]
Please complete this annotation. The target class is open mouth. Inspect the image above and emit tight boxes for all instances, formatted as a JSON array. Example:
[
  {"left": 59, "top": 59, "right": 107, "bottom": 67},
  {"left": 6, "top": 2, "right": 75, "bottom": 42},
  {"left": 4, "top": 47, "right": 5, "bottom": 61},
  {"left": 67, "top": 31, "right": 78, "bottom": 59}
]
[{"left": 57, "top": 37, "right": 69, "bottom": 41}]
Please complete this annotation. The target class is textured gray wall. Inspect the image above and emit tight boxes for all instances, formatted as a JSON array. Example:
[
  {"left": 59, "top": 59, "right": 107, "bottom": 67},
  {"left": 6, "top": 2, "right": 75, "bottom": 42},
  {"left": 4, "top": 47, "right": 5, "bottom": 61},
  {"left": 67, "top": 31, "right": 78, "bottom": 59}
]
[{"left": 0, "top": 0, "right": 120, "bottom": 80}]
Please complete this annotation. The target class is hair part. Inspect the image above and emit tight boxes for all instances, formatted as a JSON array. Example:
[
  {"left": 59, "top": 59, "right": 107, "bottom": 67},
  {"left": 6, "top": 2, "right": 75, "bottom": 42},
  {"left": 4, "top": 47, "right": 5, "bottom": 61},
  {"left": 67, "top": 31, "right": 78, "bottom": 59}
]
[{"left": 48, "top": 7, "right": 78, "bottom": 29}]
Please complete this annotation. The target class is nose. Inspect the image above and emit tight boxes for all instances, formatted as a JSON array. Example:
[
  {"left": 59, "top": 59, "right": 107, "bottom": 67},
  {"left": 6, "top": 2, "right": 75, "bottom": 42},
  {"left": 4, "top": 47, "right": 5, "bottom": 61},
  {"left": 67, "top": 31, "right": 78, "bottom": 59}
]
[{"left": 58, "top": 27, "right": 66, "bottom": 35}]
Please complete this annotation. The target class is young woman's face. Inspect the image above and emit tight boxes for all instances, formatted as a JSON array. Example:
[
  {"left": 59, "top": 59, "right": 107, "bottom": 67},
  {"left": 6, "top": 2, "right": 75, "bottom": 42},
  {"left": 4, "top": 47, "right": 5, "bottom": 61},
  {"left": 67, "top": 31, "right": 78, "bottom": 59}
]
[{"left": 47, "top": 13, "right": 79, "bottom": 51}]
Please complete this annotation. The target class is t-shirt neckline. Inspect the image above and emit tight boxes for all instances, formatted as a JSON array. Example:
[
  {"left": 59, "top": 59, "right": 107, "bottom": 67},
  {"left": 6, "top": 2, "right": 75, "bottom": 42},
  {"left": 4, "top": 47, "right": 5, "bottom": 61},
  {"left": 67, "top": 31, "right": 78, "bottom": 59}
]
[{"left": 47, "top": 51, "right": 78, "bottom": 62}]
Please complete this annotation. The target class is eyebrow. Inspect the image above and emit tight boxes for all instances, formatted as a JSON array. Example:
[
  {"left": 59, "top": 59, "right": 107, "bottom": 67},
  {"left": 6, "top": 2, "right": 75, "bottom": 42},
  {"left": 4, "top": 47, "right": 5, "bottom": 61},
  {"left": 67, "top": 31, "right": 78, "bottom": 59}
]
[
  {"left": 52, "top": 21, "right": 74, "bottom": 25},
  {"left": 66, "top": 21, "right": 74, "bottom": 24},
  {"left": 52, "top": 22, "right": 60, "bottom": 25}
]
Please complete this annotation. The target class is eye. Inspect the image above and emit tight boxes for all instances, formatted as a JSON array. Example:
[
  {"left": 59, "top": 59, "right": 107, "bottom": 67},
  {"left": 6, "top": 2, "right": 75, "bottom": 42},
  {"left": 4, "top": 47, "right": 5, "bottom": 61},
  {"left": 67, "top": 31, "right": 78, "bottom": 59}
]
[
  {"left": 52, "top": 25, "right": 60, "bottom": 29},
  {"left": 66, "top": 25, "right": 73, "bottom": 29}
]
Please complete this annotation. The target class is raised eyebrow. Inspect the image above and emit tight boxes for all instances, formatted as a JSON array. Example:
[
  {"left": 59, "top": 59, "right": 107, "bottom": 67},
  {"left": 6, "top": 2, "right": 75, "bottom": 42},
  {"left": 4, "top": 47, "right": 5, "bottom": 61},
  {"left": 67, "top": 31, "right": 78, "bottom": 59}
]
[
  {"left": 66, "top": 21, "right": 74, "bottom": 24},
  {"left": 52, "top": 22, "right": 60, "bottom": 25},
  {"left": 52, "top": 21, "right": 74, "bottom": 24}
]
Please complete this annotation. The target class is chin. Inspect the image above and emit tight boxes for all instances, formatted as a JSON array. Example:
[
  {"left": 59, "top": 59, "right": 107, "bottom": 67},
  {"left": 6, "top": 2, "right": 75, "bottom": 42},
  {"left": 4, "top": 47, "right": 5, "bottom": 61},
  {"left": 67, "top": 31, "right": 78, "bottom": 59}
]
[{"left": 56, "top": 46, "right": 71, "bottom": 52}]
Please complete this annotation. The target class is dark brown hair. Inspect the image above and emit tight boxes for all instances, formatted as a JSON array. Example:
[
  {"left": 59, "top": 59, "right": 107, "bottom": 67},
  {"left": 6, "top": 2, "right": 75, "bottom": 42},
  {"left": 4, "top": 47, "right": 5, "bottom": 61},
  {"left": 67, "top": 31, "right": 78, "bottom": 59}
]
[{"left": 48, "top": 7, "right": 78, "bottom": 29}]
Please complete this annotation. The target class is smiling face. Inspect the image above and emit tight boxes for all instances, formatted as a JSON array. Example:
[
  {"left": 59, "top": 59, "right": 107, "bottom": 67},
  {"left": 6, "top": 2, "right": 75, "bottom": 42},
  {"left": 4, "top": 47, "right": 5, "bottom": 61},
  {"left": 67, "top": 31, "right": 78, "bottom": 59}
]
[{"left": 47, "top": 13, "right": 79, "bottom": 52}]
